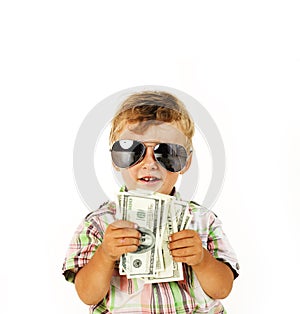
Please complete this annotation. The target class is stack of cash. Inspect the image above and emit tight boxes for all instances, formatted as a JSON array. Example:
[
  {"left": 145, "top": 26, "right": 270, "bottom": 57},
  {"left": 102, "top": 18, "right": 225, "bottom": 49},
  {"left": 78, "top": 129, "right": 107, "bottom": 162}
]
[{"left": 117, "top": 190, "right": 192, "bottom": 283}]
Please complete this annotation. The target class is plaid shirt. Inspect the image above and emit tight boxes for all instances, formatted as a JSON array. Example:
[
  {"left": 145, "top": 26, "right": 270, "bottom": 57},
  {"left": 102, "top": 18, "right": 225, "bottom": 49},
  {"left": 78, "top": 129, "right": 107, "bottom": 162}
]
[{"left": 62, "top": 193, "right": 239, "bottom": 314}]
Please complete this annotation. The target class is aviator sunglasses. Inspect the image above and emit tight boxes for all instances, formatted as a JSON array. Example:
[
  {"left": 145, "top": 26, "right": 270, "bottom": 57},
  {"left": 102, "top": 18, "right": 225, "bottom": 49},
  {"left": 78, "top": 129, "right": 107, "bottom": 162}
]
[{"left": 110, "top": 140, "right": 190, "bottom": 173}]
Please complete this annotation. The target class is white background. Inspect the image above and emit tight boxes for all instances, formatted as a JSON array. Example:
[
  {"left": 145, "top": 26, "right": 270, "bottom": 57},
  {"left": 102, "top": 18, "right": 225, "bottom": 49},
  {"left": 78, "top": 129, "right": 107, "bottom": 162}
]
[{"left": 1, "top": 1, "right": 299, "bottom": 313}]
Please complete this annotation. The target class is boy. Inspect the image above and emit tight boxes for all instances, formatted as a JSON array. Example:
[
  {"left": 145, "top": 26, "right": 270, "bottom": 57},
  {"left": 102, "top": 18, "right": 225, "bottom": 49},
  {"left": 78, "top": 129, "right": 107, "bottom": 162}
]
[{"left": 62, "top": 90, "right": 239, "bottom": 313}]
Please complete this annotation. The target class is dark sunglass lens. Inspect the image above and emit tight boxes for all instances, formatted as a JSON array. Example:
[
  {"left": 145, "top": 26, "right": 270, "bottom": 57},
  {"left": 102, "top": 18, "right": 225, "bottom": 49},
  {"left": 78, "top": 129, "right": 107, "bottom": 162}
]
[
  {"left": 111, "top": 140, "right": 144, "bottom": 168},
  {"left": 154, "top": 143, "right": 187, "bottom": 172}
]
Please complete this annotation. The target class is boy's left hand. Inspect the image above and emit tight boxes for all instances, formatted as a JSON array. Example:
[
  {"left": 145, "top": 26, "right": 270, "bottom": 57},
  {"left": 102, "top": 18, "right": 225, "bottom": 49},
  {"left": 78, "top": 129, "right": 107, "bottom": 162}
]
[{"left": 168, "top": 230, "right": 204, "bottom": 266}]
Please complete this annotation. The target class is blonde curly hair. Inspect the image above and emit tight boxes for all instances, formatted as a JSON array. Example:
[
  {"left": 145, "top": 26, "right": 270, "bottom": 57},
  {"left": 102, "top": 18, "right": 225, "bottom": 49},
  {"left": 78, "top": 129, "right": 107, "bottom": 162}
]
[{"left": 109, "top": 91, "right": 194, "bottom": 151}]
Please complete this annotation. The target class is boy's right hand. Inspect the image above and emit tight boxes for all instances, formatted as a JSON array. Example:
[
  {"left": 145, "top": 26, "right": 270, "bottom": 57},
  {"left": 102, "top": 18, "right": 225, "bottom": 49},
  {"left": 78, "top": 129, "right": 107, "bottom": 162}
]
[{"left": 101, "top": 220, "right": 141, "bottom": 262}]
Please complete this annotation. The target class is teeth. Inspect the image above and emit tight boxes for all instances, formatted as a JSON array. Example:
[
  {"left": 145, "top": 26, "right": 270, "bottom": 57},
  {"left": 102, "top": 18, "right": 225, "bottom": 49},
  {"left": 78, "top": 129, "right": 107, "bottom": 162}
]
[{"left": 143, "top": 177, "right": 156, "bottom": 182}]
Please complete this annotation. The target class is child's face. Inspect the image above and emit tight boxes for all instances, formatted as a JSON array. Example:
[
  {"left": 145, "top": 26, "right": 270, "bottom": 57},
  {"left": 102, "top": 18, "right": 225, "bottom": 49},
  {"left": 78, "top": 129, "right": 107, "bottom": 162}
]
[{"left": 114, "top": 122, "right": 191, "bottom": 195}]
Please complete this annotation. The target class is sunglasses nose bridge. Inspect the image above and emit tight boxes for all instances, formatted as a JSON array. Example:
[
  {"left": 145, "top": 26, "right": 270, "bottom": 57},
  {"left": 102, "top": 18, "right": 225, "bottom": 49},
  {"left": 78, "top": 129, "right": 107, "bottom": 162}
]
[{"left": 140, "top": 144, "right": 159, "bottom": 165}]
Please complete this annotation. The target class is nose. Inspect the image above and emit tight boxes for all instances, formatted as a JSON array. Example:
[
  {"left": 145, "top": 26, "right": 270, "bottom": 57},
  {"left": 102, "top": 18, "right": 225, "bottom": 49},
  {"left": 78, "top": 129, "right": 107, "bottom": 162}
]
[{"left": 141, "top": 146, "right": 158, "bottom": 170}]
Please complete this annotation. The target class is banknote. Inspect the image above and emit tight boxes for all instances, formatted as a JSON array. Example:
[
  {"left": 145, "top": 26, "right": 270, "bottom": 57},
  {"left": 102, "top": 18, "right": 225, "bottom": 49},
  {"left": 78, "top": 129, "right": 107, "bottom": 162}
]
[
  {"left": 117, "top": 190, "right": 191, "bottom": 282},
  {"left": 119, "top": 193, "right": 159, "bottom": 277},
  {"left": 144, "top": 202, "right": 183, "bottom": 283}
]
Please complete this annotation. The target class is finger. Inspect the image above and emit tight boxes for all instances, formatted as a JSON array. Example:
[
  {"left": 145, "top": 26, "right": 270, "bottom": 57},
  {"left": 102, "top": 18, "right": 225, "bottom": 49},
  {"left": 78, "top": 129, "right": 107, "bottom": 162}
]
[
  {"left": 170, "top": 246, "right": 204, "bottom": 266},
  {"left": 170, "top": 245, "right": 198, "bottom": 257},
  {"left": 168, "top": 237, "right": 198, "bottom": 250},
  {"left": 123, "top": 245, "right": 139, "bottom": 254},
  {"left": 110, "top": 220, "right": 138, "bottom": 230},
  {"left": 110, "top": 244, "right": 138, "bottom": 259},
  {"left": 169, "top": 229, "right": 197, "bottom": 242},
  {"left": 112, "top": 228, "right": 141, "bottom": 240},
  {"left": 169, "top": 230, "right": 201, "bottom": 246},
  {"left": 116, "top": 236, "right": 140, "bottom": 247}
]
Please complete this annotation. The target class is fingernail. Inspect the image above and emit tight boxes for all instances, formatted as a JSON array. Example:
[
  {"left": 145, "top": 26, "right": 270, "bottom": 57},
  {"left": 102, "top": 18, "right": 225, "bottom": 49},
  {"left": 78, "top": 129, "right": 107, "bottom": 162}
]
[
  {"left": 168, "top": 236, "right": 172, "bottom": 242},
  {"left": 133, "top": 223, "right": 139, "bottom": 229}
]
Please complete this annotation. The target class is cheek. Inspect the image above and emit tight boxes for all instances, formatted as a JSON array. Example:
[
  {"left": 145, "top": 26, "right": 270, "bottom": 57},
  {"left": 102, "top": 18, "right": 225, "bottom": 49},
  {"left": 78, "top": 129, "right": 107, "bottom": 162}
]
[
  {"left": 161, "top": 173, "right": 179, "bottom": 190},
  {"left": 166, "top": 172, "right": 179, "bottom": 182},
  {"left": 120, "top": 169, "right": 137, "bottom": 185}
]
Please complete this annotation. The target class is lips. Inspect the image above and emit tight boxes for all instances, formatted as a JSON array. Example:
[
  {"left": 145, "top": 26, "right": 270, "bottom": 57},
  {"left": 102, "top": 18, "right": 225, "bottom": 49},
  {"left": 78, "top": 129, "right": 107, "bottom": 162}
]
[{"left": 139, "top": 176, "right": 160, "bottom": 183}]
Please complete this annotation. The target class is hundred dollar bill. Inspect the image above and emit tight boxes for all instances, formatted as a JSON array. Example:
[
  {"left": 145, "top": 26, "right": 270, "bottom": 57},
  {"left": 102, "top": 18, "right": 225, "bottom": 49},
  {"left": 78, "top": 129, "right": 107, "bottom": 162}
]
[
  {"left": 143, "top": 198, "right": 184, "bottom": 283},
  {"left": 118, "top": 193, "right": 160, "bottom": 277},
  {"left": 172, "top": 199, "right": 190, "bottom": 231},
  {"left": 181, "top": 211, "right": 193, "bottom": 230},
  {"left": 117, "top": 190, "right": 191, "bottom": 282},
  {"left": 154, "top": 197, "right": 169, "bottom": 273}
]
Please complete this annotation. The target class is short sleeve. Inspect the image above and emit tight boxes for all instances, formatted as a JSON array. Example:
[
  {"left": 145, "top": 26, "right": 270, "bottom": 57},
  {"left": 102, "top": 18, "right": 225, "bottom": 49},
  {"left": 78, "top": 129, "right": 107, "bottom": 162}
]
[
  {"left": 207, "top": 213, "right": 240, "bottom": 279},
  {"left": 62, "top": 219, "right": 101, "bottom": 283}
]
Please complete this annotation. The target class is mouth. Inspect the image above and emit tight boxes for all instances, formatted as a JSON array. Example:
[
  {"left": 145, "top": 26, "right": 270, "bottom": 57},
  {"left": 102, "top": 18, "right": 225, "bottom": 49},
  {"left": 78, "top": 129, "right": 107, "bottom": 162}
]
[{"left": 138, "top": 176, "right": 161, "bottom": 183}]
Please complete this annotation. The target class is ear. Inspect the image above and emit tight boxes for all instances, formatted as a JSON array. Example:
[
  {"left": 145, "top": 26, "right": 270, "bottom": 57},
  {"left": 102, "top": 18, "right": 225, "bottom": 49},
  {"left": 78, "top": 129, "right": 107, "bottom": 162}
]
[{"left": 179, "top": 153, "right": 192, "bottom": 175}]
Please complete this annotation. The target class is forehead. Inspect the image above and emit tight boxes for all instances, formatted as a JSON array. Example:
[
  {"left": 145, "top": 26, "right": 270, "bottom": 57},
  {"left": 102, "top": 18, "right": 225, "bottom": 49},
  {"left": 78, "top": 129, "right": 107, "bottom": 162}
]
[{"left": 118, "top": 122, "right": 188, "bottom": 145}]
